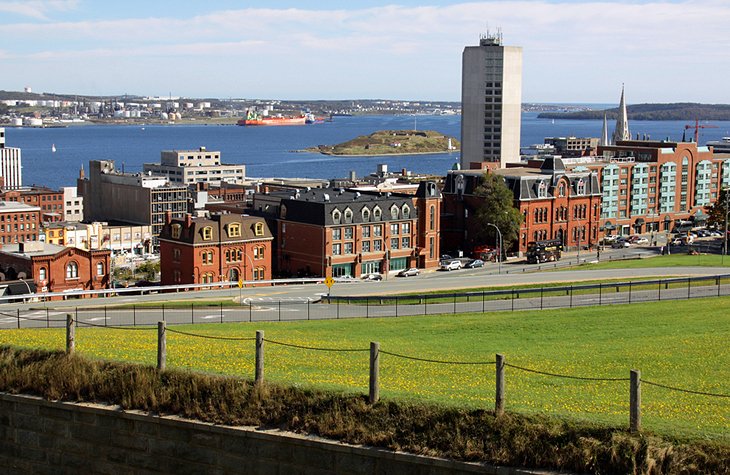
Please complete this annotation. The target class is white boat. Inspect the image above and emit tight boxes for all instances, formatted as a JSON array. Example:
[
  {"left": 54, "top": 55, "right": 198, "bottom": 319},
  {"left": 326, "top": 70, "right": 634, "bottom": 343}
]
[
  {"left": 51, "top": 144, "right": 56, "bottom": 153},
  {"left": 707, "top": 137, "right": 730, "bottom": 153}
]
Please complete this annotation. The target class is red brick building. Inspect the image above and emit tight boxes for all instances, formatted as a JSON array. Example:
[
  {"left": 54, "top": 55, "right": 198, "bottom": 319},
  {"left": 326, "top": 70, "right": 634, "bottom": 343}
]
[
  {"left": 0, "top": 241, "right": 110, "bottom": 298},
  {"left": 253, "top": 182, "right": 441, "bottom": 278},
  {"left": 0, "top": 187, "right": 64, "bottom": 223},
  {"left": 442, "top": 158, "right": 602, "bottom": 255},
  {"left": 0, "top": 201, "right": 41, "bottom": 245},
  {"left": 158, "top": 212, "right": 273, "bottom": 285}
]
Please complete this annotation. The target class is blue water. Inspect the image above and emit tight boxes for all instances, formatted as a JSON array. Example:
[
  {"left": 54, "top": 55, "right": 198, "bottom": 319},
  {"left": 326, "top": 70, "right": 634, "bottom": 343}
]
[{"left": 7, "top": 113, "right": 730, "bottom": 189}]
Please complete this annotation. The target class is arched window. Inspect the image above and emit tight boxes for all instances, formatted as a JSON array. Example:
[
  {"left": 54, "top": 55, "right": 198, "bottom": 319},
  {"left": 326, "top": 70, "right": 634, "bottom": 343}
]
[
  {"left": 228, "top": 268, "right": 239, "bottom": 282},
  {"left": 362, "top": 207, "right": 371, "bottom": 222},
  {"left": 227, "top": 223, "right": 241, "bottom": 238},
  {"left": 171, "top": 224, "right": 182, "bottom": 239},
  {"left": 429, "top": 205, "right": 435, "bottom": 231},
  {"left": 332, "top": 209, "right": 342, "bottom": 225},
  {"left": 537, "top": 181, "right": 547, "bottom": 198},
  {"left": 373, "top": 206, "right": 382, "bottom": 221},
  {"left": 558, "top": 183, "right": 565, "bottom": 197},
  {"left": 254, "top": 222, "right": 265, "bottom": 236},
  {"left": 344, "top": 207, "right": 353, "bottom": 224},
  {"left": 66, "top": 262, "right": 78, "bottom": 279},
  {"left": 96, "top": 262, "right": 104, "bottom": 276},
  {"left": 39, "top": 267, "right": 47, "bottom": 281},
  {"left": 401, "top": 204, "right": 411, "bottom": 219},
  {"left": 576, "top": 178, "right": 586, "bottom": 195}
]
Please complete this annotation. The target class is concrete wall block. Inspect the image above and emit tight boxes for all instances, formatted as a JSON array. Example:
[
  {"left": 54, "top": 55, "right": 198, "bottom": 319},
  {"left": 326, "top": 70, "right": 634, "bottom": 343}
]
[
  {"left": 290, "top": 444, "right": 336, "bottom": 471},
  {"left": 15, "top": 428, "right": 39, "bottom": 448},
  {"left": 216, "top": 452, "right": 258, "bottom": 472},
  {"left": 126, "top": 451, "right": 168, "bottom": 471},
  {"left": 220, "top": 434, "right": 257, "bottom": 457},
  {"left": 42, "top": 417, "right": 70, "bottom": 437},
  {"left": 39, "top": 405, "right": 73, "bottom": 421},
  {"left": 133, "top": 418, "right": 160, "bottom": 437},
  {"left": 111, "top": 432, "right": 149, "bottom": 451},
  {"left": 279, "top": 461, "right": 334, "bottom": 475},
  {"left": 69, "top": 422, "right": 112, "bottom": 444},
  {"left": 73, "top": 410, "right": 97, "bottom": 425},
  {"left": 12, "top": 413, "right": 44, "bottom": 432},
  {"left": 16, "top": 445, "right": 48, "bottom": 464},
  {"left": 13, "top": 400, "right": 38, "bottom": 415},
  {"left": 191, "top": 430, "right": 222, "bottom": 449},
  {"left": 334, "top": 450, "right": 377, "bottom": 475},
  {"left": 157, "top": 423, "right": 192, "bottom": 443},
  {"left": 257, "top": 437, "right": 292, "bottom": 462},
  {"left": 114, "top": 415, "right": 136, "bottom": 433}
]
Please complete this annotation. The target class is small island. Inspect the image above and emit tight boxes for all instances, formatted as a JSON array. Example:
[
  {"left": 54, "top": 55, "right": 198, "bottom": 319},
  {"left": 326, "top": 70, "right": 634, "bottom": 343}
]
[{"left": 308, "top": 129, "right": 460, "bottom": 156}]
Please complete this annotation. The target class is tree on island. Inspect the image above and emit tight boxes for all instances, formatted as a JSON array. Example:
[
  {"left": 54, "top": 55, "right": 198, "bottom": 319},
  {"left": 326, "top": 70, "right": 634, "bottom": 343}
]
[{"left": 473, "top": 173, "right": 523, "bottom": 257}]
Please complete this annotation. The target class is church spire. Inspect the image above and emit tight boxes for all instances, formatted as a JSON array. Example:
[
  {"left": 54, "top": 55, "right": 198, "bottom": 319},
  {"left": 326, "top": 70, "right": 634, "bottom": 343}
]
[
  {"left": 612, "top": 84, "right": 630, "bottom": 144},
  {"left": 600, "top": 112, "right": 610, "bottom": 146}
]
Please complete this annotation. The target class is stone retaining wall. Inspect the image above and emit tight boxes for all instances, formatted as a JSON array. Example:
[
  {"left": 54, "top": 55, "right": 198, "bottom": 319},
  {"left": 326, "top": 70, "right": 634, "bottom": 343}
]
[{"left": 0, "top": 393, "right": 551, "bottom": 474}]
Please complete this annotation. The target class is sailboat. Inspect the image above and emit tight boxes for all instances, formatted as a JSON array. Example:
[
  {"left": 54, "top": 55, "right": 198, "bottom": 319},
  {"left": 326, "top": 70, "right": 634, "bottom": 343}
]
[{"left": 51, "top": 144, "right": 56, "bottom": 153}]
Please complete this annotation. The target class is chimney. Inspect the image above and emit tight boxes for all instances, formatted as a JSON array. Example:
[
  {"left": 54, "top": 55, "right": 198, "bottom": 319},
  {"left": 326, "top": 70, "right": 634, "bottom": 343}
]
[
  {"left": 165, "top": 210, "right": 172, "bottom": 225},
  {"left": 185, "top": 213, "right": 193, "bottom": 228}
]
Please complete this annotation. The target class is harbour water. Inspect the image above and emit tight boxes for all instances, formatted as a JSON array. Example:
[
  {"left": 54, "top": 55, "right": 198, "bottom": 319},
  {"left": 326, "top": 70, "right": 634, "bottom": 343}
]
[{"left": 7, "top": 113, "right": 730, "bottom": 189}]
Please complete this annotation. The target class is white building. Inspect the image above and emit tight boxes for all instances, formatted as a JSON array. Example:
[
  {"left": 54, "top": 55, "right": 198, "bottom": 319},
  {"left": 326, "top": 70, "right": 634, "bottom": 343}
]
[
  {"left": 460, "top": 33, "right": 523, "bottom": 170},
  {"left": 143, "top": 147, "right": 246, "bottom": 186},
  {"left": 0, "top": 128, "right": 22, "bottom": 189},
  {"left": 62, "top": 186, "right": 84, "bottom": 222}
]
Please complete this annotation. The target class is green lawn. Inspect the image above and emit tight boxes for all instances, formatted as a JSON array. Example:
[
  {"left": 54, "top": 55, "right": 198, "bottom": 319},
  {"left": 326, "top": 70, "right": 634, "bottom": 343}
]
[
  {"left": 2, "top": 297, "right": 728, "bottom": 441},
  {"left": 576, "top": 253, "right": 730, "bottom": 270}
]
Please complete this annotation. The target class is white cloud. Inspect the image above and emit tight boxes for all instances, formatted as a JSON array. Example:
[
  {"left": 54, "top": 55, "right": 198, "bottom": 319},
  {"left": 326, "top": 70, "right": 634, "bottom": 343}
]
[
  {"left": 2, "top": 1, "right": 730, "bottom": 101},
  {"left": 0, "top": 0, "right": 78, "bottom": 20}
]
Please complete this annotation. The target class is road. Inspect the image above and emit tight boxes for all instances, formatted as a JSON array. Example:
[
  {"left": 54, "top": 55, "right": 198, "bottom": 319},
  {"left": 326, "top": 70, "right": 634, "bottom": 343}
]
[{"left": 2, "top": 244, "right": 729, "bottom": 329}]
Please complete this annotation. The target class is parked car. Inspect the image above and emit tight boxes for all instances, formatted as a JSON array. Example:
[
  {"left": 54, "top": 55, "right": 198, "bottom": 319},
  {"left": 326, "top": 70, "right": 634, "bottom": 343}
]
[
  {"left": 361, "top": 273, "right": 382, "bottom": 281},
  {"left": 397, "top": 267, "right": 420, "bottom": 277},
  {"left": 634, "top": 237, "right": 649, "bottom": 245},
  {"left": 465, "top": 259, "right": 485, "bottom": 268},
  {"left": 440, "top": 260, "right": 462, "bottom": 271},
  {"left": 440, "top": 254, "right": 453, "bottom": 260},
  {"left": 336, "top": 275, "right": 357, "bottom": 282},
  {"left": 612, "top": 240, "right": 631, "bottom": 248}
]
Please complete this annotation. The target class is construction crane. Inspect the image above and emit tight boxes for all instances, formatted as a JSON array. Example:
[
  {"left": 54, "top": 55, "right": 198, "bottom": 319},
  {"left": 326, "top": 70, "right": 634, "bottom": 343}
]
[{"left": 683, "top": 119, "right": 718, "bottom": 143}]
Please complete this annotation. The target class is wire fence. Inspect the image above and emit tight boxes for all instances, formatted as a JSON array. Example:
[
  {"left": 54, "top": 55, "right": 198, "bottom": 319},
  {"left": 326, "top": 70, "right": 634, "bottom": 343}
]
[
  {"left": 52, "top": 319, "right": 729, "bottom": 435},
  {"left": 4, "top": 273, "right": 730, "bottom": 330}
]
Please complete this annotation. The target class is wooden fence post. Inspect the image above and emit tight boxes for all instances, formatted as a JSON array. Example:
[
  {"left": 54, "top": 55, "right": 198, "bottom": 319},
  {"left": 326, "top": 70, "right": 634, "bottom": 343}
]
[
  {"left": 630, "top": 369, "right": 641, "bottom": 432},
  {"left": 66, "top": 313, "right": 75, "bottom": 354},
  {"left": 369, "top": 342, "right": 380, "bottom": 404},
  {"left": 255, "top": 330, "right": 264, "bottom": 385},
  {"left": 495, "top": 353, "right": 505, "bottom": 416},
  {"left": 157, "top": 321, "right": 166, "bottom": 370}
]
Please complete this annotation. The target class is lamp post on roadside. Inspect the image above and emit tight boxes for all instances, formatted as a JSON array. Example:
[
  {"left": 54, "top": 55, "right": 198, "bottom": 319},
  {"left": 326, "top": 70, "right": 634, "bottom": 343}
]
[
  {"left": 485, "top": 223, "right": 503, "bottom": 274},
  {"left": 18, "top": 278, "right": 32, "bottom": 303},
  {"left": 723, "top": 189, "right": 729, "bottom": 265}
]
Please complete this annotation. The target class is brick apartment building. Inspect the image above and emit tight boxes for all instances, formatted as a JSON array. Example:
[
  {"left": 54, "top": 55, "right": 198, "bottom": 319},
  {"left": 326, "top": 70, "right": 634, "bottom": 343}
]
[
  {"left": 158, "top": 212, "right": 273, "bottom": 285},
  {"left": 0, "top": 241, "right": 110, "bottom": 298},
  {"left": 0, "top": 201, "right": 40, "bottom": 245},
  {"left": 253, "top": 182, "right": 441, "bottom": 278},
  {"left": 442, "top": 158, "right": 601, "bottom": 255},
  {"left": 0, "top": 187, "right": 64, "bottom": 223}
]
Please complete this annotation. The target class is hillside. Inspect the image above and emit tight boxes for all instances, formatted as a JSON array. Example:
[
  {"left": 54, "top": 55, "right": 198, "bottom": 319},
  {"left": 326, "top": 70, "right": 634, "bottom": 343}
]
[
  {"left": 310, "top": 129, "right": 460, "bottom": 156},
  {"left": 537, "top": 103, "right": 730, "bottom": 120}
]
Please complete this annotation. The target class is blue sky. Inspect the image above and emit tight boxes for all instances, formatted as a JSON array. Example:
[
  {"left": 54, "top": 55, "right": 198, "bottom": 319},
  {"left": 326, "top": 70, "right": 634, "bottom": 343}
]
[{"left": 1, "top": 0, "right": 728, "bottom": 103}]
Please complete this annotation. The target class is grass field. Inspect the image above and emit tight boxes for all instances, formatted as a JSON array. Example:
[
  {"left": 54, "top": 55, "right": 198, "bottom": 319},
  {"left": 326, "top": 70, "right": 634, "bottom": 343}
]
[
  {"left": 576, "top": 252, "right": 730, "bottom": 269},
  {"left": 2, "top": 297, "right": 728, "bottom": 442}
]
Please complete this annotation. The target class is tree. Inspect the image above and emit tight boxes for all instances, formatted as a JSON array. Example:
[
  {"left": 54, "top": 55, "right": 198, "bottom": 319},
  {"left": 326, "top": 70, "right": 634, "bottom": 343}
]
[
  {"left": 472, "top": 172, "right": 523, "bottom": 256},
  {"left": 706, "top": 188, "right": 730, "bottom": 230}
]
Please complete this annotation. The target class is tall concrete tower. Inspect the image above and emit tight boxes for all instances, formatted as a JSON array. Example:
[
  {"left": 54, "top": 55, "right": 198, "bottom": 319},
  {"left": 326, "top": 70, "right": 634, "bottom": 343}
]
[{"left": 460, "top": 33, "right": 522, "bottom": 170}]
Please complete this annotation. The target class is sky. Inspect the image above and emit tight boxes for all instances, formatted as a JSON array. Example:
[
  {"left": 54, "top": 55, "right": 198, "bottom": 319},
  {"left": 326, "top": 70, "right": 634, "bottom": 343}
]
[{"left": 1, "top": 0, "right": 729, "bottom": 103}]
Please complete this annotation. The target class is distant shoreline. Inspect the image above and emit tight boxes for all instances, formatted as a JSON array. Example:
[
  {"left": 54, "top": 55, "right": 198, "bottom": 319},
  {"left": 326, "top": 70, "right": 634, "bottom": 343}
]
[{"left": 301, "top": 149, "right": 460, "bottom": 157}]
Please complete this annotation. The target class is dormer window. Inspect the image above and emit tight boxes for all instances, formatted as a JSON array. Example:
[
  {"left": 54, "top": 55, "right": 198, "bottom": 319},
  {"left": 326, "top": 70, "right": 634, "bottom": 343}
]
[
  {"left": 373, "top": 206, "right": 382, "bottom": 221},
  {"left": 344, "top": 207, "right": 353, "bottom": 224},
  {"left": 576, "top": 178, "right": 586, "bottom": 195},
  {"left": 227, "top": 223, "right": 241, "bottom": 238},
  {"left": 254, "top": 222, "right": 265, "bottom": 236},
  {"left": 537, "top": 181, "right": 547, "bottom": 198},
  {"left": 201, "top": 226, "right": 213, "bottom": 240},
  {"left": 390, "top": 204, "right": 399, "bottom": 220},
  {"left": 332, "top": 209, "right": 342, "bottom": 225},
  {"left": 558, "top": 183, "right": 565, "bottom": 197},
  {"left": 362, "top": 207, "right": 371, "bottom": 222},
  {"left": 401, "top": 204, "right": 411, "bottom": 219},
  {"left": 171, "top": 223, "right": 182, "bottom": 239}
]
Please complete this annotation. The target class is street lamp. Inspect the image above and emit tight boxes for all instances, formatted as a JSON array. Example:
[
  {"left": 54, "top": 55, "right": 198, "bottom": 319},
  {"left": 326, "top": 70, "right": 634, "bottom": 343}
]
[
  {"left": 485, "top": 223, "right": 503, "bottom": 274},
  {"left": 18, "top": 278, "right": 32, "bottom": 303}
]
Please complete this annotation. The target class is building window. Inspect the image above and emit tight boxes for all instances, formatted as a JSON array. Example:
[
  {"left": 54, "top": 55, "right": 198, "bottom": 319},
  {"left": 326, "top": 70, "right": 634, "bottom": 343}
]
[
  {"left": 344, "top": 242, "right": 354, "bottom": 254},
  {"left": 96, "top": 262, "right": 104, "bottom": 276},
  {"left": 401, "top": 236, "right": 411, "bottom": 248},
  {"left": 332, "top": 209, "right": 342, "bottom": 224},
  {"left": 391, "top": 238, "right": 399, "bottom": 250},
  {"left": 373, "top": 240, "right": 382, "bottom": 251},
  {"left": 344, "top": 227, "right": 353, "bottom": 239},
  {"left": 537, "top": 181, "right": 547, "bottom": 198},
  {"left": 429, "top": 205, "right": 435, "bottom": 231},
  {"left": 227, "top": 223, "right": 241, "bottom": 237},
  {"left": 202, "top": 226, "right": 213, "bottom": 240},
  {"left": 362, "top": 207, "right": 371, "bottom": 222},
  {"left": 171, "top": 224, "right": 182, "bottom": 239},
  {"left": 254, "top": 222, "right": 264, "bottom": 236},
  {"left": 390, "top": 223, "right": 399, "bottom": 235},
  {"left": 429, "top": 236, "right": 434, "bottom": 258},
  {"left": 401, "top": 222, "right": 411, "bottom": 234},
  {"left": 373, "top": 206, "right": 382, "bottom": 221},
  {"left": 228, "top": 268, "right": 239, "bottom": 282},
  {"left": 333, "top": 243, "right": 342, "bottom": 255},
  {"left": 39, "top": 267, "right": 46, "bottom": 281},
  {"left": 254, "top": 246, "right": 265, "bottom": 259},
  {"left": 373, "top": 225, "right": 382, "bottom": 237},
  {"left": 333, "top": 228, "right": 341, "bottom": 240},
  {"left": 362, "top": 226, "right": 371, "bottom": 238},
  {"left": 344, "top": 208, "right": 353, "bottom": 224},
  {"left": 390, "top": 205, "right": 399, "bottom": 220},
  {"left": 173, "top": 248, "right": 181, "bottom": 262},
  {"left": 362, "top": 241, "right": 371, "bottom": 252},
  {"left": 401, "top": 205, "right": 410, "bottom": 219},
  {"left": 66, "top": 262, "right": 78, "bottom": 279}
]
